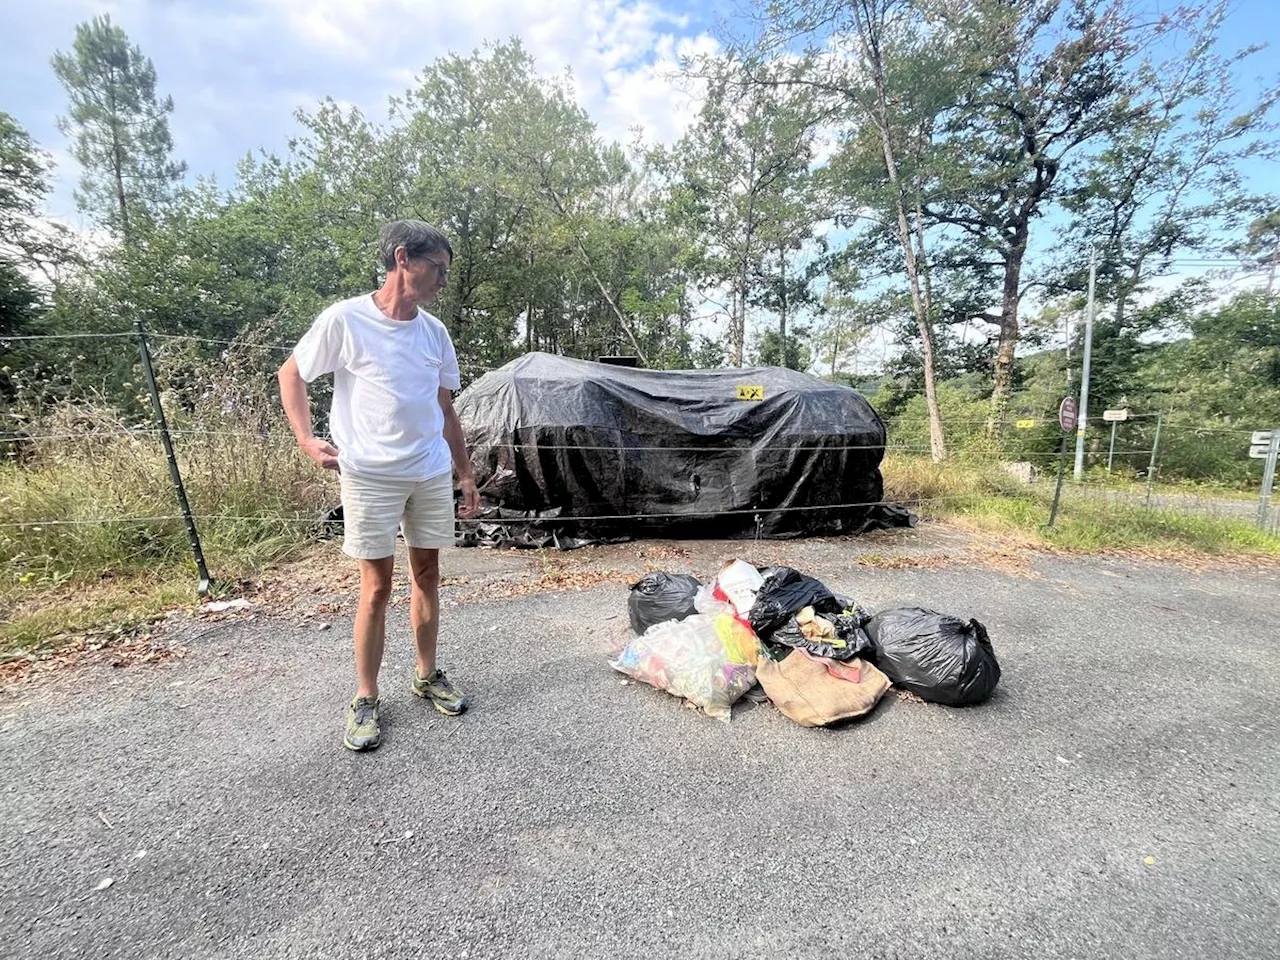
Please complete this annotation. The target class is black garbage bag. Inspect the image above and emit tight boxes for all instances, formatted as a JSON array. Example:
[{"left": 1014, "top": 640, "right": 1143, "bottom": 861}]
[
  {"left": 627, "top": 573, "right": 703, "bottom": 635},
  {"left": 748, "top": 567, "right": 840, "bottom": 639},
  {"left": 768, "top": 610, "right": 874, "bottom": 662},
  {"left": 865, "top": 607, "right": 1001, "bottom": 706}
]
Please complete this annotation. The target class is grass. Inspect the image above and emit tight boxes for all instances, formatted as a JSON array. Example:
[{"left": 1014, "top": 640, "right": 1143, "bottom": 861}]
[
  {"left": 1, "top": 392, "right": 338, "bottom": 662},
  {"left": 881, "top": 452, "right": 1280, "bottom": 559}
]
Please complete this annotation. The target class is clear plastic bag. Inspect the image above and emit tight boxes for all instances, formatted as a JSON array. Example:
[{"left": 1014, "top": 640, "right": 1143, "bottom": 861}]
[{"left": 611, "top": 613, "right": 764, "bottom": 722}]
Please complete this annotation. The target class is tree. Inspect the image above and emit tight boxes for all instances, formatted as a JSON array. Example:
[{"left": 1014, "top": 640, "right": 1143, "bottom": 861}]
[
  {"left": 1234, "top": 211, "right": 1280, "bottom": 293},
  {"left": 756, "top": 0, "right": 954, "bottom": 459},
  {"left": 1, "top": 114, "right": 62, "bottom": 391},
  {"left": 662, "top": 55, "right": 828, "bottom": 366},
  {"left": 0, "top": 112, "right": 70, "bottom": 284},
  {"left": 812, "top": 289, "right": 876, "bottom": 378},
  {"left": 1057, "top": 2, "right": 1279, "bottom": 325},
  {"left": 754, "top": 323, "right": 812, "bottom": 369},
  {"left": 922, "top": 0, "right": 1144, "bottom": 434},
  {"left": 836, "top": 0, "right": 951, "bottom": 459},
  {"left": 51, "top": 14, "right": 186, "bottom": 242}
]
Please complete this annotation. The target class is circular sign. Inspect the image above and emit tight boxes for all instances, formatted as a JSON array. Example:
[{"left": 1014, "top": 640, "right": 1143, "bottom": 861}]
[{"left": 1059, "top": 397, "right": 1078, "bottom": 433}]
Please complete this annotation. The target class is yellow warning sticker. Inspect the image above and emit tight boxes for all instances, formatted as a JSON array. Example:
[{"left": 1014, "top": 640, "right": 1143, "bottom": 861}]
[
  {"left": 1015, "top": 418, "right": 1037, "bottom": 429},
  {"left": 736, "top": 385, "right": 764, "bottom": 401}
]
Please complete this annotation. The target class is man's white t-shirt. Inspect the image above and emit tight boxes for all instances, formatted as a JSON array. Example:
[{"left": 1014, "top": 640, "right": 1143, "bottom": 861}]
[{"left": 292, "top": 294, "right": 462, "bottom": 481}]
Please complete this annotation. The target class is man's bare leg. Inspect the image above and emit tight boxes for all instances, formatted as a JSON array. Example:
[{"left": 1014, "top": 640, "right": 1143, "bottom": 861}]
[
  {"left": 354, "top": 556, "right": 395, "bottom": 698},
  {"left": 408, "top": 547, "right": 440, "bottom": 678}
]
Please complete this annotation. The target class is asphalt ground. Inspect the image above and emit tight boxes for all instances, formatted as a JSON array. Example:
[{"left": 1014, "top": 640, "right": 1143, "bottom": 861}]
[{"left": 2, "top": 524, "right": 1277, "bottom": 959}]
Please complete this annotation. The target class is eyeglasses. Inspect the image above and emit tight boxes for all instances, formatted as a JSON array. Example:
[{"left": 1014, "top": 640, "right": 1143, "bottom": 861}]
[{"left": 422, "top": 257, "right": 450, "bottom": 283}]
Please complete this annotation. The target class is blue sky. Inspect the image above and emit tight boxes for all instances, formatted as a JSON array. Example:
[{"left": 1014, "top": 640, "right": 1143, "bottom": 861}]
[
  {"left": 3, "top": 0, "right": 1277, "bottom": 225},
  {"left": 1, "top": 0, "right": 1276, "bottom": 309},
  {"left": 1, "top": 0, "right": 733, "bottom": 224}
]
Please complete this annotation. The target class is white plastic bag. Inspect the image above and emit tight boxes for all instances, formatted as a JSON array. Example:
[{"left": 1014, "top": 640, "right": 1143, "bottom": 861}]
[
  {"left": 611, "top": 613, "right": 763, "bottom": 722},
  {"left": 704, "top": 559, "right": 764, "bottom": 617}
]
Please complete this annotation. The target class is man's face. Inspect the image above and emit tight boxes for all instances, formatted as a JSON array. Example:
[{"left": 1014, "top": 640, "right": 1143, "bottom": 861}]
[{"left": 398, "top": 248, "right": 451, "bottom": 303}]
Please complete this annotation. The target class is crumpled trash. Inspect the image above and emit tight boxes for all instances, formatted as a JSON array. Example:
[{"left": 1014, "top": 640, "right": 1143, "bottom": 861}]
[
  {"left": 767, "top": 605, "right": 874, "bottom": 662},
  {"left": 610, "top": 612, "right": 764, "bottom": 722},
  {"left": 748, "top": 567, "right": 841, "bottom": 639},
  {"left": 701, "top": 559, "right": 764, "bottom": 617},
  {"left": 201, "top": 599, "right": 254, "bottom": 613},
  {"left": 627, "top": 572, "right": 702, "bottom": 635},
  {"left": 865, "top": 606, "right": 1001, "bottom": 706}
]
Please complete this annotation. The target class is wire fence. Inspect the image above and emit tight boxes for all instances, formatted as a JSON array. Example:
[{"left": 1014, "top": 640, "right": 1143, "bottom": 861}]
[{"left": 2, "top": 326, "right": 1278, "bottom": 588}]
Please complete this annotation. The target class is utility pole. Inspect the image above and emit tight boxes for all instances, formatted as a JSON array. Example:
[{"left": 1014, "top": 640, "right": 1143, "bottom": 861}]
[{"left": 1073, "top": 249, "right": 1096, "bottom": 481}]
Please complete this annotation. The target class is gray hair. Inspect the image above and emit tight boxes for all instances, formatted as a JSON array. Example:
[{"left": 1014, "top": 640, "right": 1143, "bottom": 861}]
[{"left": 378, "top": 220, "right": 454, "bottom": 271}]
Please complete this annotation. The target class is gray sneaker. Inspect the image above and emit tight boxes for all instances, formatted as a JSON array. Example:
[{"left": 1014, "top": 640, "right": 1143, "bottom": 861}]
[
  {"left": 344, "top": 696, "right": 381, "bottom": 751},
  {"left": 411, "top": 668, "right": 468, "bottom": 716}
]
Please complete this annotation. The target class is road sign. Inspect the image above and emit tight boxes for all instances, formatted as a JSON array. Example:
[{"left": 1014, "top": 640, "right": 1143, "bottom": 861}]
[
  {"left": 1015, "top": 418, "right": 1037, "bottom": 429},
  {"left": 1058, "top": 397, "right": 1078, "bottom": 433},
  {"left": 1249, "top": 429, "right": 1277, "bottom": 459},
  {"left": 735, "top": 385, "right": 764, "bottom": 401},
  {"left": 1103, "top": 408, "right": 1130, "bottom": 422},
  {"left": 1255, "top": 427, "right": 1280, "bottom": 530}
]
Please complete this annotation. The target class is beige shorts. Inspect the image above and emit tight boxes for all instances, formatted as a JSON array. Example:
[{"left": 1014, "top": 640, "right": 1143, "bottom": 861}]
[{"left": 339, "top": 470, "right": 455, "bottom": 559}]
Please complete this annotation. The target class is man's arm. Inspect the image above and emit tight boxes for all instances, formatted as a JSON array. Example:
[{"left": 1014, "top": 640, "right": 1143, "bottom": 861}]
[
  {"left": 438, "top": 386, "right": 479, "bottom": 518},
  {"left": 279, "top": 355, "right": 340, "bottom": 471}
]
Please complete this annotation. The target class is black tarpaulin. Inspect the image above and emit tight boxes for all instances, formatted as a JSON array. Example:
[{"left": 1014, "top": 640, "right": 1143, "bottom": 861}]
[{"left": 455, "top": 352, "right": 909, "bottom": 546}]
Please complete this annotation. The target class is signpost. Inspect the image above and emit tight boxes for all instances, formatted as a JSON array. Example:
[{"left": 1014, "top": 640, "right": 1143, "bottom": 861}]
[
  {"left": 1047, "top": 398, "right": 1077, "bottom": 528},
  {"left": 1251, "top": 429, "right": 1280, "bottom": 530},
  {"left": 1103, "top": 407, "right": 1130, "bottom": 473},
  {"left": 1059, "top": 397, "right": 1078, "bottom": 433}
]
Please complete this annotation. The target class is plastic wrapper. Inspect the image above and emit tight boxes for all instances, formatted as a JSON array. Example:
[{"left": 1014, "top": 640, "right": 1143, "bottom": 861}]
[
  {"left": 627, "top": 572, "right": 702, "bottom": 634},
  {"left": 693, "top": 583, "right": 733, "bottom": 616},
  {"left": 865, "top": 607, "right": 1001, "bottom": 706},
  {"left": 709, "top": 559, "right": 764, "bottom": 616},
  {"left": 611, "top": 613, "right": 764, "bottom": 722},
  {"left": 455, "top": 353, "right": 912, "bottom": 547}
]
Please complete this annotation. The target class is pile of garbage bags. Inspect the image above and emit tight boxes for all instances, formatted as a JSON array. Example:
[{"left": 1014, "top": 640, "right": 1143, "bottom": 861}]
[{"left": 613, "top": 561, "right": 1001, "bottom": 726}]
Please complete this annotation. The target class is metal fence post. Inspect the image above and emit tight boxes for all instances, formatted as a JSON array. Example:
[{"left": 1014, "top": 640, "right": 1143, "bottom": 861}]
[
  {"left": 134, "top": 320, "right": 213, "bottom": 595},
  {"left": 1257, "top": 428, "right": 1279, "bottom": 532},
  {"left": 1145, "top": 412, "right": 1164, "bottom": 509}
]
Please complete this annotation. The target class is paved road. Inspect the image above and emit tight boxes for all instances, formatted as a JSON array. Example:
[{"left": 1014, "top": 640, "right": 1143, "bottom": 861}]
[{"left": 2, "top": 527, "right": 1278, "bottom": 959}]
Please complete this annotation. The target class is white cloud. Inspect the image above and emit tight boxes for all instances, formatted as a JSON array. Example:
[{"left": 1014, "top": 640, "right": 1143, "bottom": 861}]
[
  {"left": 262, "top": 0, "right": 717, "bottom": 145},
  {"left": 5, "top": 0, "right": 716, "bottom": 219}
]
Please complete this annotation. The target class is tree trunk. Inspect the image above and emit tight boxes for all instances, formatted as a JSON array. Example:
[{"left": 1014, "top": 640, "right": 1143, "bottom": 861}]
[
  {"left": 526, "top": 250, "right": 535, "bottom": 353},
  {"left": 736, "top": 261, "right": 748, "bottom": 366},
  {"left": 853, "top": 1, "right": 945, "bottom": 461},
  {"left": 572, "top": 233, "right": 649, "bottom": 365},
  {"left": 914, "top": 195, "right": 932, "bottom": 315},
  {"left": 779, "top": 249, "right": 788, "bottom": 364},
  {"left": 107, "top": 71, "right": 130, "bottom": 244},
  {"left": 988, "top": 225, "right": 1028, "bottom": 438}
]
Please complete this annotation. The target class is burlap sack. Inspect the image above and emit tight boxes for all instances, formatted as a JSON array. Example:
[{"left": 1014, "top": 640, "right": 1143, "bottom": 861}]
[{"left": 757, "top": 651, "right": 890, "bottom": 727}]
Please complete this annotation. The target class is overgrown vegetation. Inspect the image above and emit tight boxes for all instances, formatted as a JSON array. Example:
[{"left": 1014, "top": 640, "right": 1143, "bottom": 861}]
[{"left": 881, "top": 453, "right": 1280, "bottom": 557}]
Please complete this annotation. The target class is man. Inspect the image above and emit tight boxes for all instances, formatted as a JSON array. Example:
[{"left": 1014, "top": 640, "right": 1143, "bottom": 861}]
[{"left": 278, "top": 220, "right": 480, "bottom": 752}]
